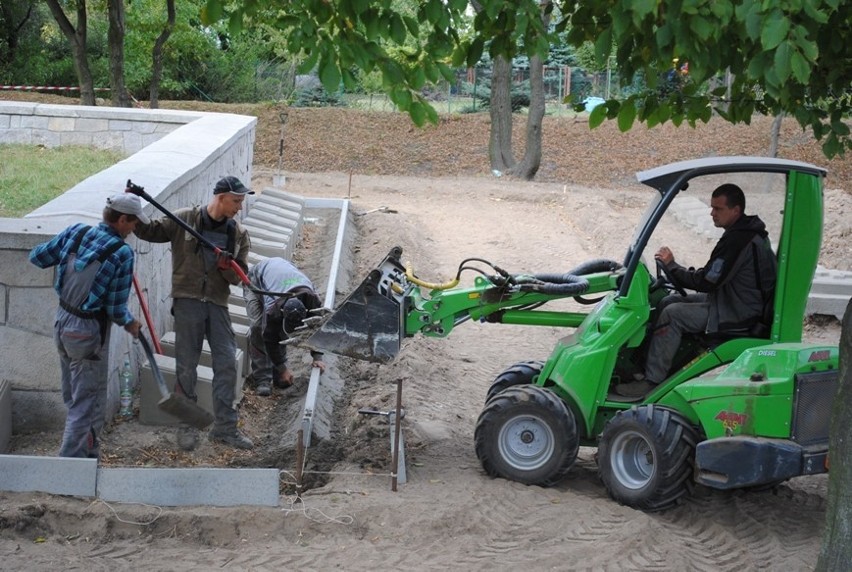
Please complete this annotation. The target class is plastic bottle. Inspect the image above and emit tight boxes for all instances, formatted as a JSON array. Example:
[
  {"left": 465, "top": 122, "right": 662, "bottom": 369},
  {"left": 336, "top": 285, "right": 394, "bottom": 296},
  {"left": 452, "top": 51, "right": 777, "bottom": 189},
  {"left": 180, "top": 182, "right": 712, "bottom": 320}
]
[{"left": 119, "top": 359, "right": 134, "bottom": 418}]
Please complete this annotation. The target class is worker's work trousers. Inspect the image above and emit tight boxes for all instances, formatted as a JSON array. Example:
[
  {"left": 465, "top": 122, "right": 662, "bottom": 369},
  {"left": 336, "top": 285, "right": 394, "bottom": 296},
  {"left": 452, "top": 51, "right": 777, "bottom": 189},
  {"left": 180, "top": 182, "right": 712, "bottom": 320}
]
[
  {"left": 244, "top": 283, "right": 274, "bottom": 385},
  {"left": 54, "top": 308, "right": 110, "bottom": 458},
  {"left": 645, "top": 294, "right": 709, "bottom": 384},
  {"left": 173, "top": 298, "right": 239, "bottom": 432}
]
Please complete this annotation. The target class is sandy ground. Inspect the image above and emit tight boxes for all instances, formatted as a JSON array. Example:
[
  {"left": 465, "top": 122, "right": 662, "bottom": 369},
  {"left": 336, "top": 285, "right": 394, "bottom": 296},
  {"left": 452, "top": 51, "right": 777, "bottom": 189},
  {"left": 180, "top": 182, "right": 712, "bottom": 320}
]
[{"left": 1, "top": 165, "right": 847, "bottom": 571}]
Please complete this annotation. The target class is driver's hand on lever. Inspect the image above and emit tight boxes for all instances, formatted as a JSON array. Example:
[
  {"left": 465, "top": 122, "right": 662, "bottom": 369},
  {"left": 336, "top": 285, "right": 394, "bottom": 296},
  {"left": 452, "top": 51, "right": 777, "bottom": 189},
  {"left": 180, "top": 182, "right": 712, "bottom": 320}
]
[{"left": 655, "top": 246, "right": 674, "bottom": 266}]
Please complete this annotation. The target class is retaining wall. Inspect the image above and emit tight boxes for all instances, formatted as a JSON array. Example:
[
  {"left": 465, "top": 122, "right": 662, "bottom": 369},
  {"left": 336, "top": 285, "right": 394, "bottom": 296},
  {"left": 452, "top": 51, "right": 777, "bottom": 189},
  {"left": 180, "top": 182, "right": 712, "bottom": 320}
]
[{"left": 0, "top": 101, "right": 256, "bottom": 433}]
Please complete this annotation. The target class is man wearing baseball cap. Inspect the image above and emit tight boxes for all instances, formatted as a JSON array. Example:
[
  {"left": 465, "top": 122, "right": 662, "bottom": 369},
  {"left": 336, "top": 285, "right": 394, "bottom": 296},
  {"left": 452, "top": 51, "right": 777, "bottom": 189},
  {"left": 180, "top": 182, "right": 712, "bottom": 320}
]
[
  {"left": 29, "top": 192, "right": 146, "bottom": 458},
  {"left": 134, "top": 175, "right": 255, "bottom": 451}
]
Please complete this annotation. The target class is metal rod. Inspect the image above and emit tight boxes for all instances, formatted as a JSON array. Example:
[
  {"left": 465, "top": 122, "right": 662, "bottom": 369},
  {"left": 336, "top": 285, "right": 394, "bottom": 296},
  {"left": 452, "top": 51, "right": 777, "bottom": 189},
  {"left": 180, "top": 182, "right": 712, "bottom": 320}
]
[
  {"left": 295, "top": 428, "right": 305, "bottom": 497},
  {"left": 391, "top": 379, "right": 403, "bottom": 492}
]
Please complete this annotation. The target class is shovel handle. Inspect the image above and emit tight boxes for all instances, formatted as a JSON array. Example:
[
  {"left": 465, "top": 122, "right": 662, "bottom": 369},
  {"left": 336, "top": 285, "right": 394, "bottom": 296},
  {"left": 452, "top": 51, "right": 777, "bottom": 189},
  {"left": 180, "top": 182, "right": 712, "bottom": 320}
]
[{"left": 126, "top": 180, "right": 252, "bottom": 286}]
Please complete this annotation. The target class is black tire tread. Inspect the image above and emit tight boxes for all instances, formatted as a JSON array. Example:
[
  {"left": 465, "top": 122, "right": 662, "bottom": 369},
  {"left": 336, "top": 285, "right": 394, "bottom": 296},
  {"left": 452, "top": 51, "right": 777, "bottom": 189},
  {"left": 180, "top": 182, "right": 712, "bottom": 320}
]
[{"left": 475, "top": 385, "right": 578, "bottom": 487}]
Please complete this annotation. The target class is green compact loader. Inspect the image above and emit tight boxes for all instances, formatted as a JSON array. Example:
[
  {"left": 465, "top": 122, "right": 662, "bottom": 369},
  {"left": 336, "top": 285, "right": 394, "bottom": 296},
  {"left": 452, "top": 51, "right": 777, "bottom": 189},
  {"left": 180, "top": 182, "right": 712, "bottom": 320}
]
[{"left": 309, "top": 156, "right": 838, "bottom": 511}]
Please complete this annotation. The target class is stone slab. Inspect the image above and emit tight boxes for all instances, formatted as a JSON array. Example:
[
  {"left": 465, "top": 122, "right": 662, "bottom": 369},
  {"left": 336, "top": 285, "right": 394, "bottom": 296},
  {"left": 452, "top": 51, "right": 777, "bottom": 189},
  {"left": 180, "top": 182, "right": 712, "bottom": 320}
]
[
  {"left": 138, "top": 354, "right": 216, "bottom": 426},
  {"left": 0, "top": 455, "right": 97, "bottom": 496},
  {"left": 97, "top": 467, "right": 279, "bottom": 507},
  {"left": 0, "top": 380, "right": 10, "bottom": 454}
]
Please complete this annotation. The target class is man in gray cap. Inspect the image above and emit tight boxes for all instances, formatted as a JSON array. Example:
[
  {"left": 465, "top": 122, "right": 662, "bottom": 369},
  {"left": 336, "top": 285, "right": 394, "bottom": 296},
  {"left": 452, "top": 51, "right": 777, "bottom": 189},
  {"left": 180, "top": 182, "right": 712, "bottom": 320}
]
[
  {"left": 29, "top": 193, "right": 146, "bottom": 458},
  {"left": 135, "top": 176, "right": 255, "bottom": 450}
]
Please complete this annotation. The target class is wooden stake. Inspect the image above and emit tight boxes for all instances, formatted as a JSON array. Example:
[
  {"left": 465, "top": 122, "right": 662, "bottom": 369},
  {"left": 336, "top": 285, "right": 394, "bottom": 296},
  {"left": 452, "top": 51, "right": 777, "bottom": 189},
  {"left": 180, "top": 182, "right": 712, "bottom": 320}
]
[{"left": 391, "top": 379, "right": 403, "bottom": 492}]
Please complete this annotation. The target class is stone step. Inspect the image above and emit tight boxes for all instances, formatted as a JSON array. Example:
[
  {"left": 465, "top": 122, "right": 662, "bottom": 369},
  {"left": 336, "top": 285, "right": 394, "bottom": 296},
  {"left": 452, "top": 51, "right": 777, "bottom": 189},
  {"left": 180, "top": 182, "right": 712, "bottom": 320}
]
[{"left": 158, "top": 332, "right": 245, "bottom": 376}]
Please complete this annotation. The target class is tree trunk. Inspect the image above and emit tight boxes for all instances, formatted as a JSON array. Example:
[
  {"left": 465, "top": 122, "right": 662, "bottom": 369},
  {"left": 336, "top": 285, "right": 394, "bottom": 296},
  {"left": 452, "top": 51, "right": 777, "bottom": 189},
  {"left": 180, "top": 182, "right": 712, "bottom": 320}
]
[
  {"left": 507, "top": 53, "right": 545, "bottom": 180},
  {"left": 488, "top": 55, "right": 515, "bottom": 174},
  {"left": 149, "top": 0, "right": 176, "bottom": 109},
  {"left": 768, "top": 113, "right": 784, "bottom": 158},
  {"left": 816, "top": 299, "right": 852, "bottom": 571},
  {"left": 107, "top": 0, "right": 130, "bottom": 107},
  {"left": 45, "top": 0, "right": 96, "bottom": 106},
  {"left": 0, "top": 1, "right": 33, "bottom": 67}
]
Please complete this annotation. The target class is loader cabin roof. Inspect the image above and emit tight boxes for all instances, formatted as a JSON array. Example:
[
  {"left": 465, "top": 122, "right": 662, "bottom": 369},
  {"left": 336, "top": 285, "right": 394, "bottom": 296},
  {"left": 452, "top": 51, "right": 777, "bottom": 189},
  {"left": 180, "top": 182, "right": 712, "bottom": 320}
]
[{"left": 636, "top": 156, "right": 827, "bottom": 192}]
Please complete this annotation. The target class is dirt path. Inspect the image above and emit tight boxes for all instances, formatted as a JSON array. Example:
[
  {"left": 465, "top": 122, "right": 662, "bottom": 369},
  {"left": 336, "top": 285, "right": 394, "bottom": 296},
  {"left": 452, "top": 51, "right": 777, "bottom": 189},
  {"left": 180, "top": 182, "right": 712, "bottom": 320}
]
[{"left": 2, "top": 167, "right": 843, "bottom": 571}]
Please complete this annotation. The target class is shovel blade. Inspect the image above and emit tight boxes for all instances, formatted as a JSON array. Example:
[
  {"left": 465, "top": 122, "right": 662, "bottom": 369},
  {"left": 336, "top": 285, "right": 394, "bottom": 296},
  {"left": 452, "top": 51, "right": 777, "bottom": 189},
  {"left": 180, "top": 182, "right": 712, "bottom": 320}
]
[
  {"left": 308, "top": 247, "right": 407, "bottom": 363},
  {"left": 158, "top": 393, "right": 215, "bottom": 430}
]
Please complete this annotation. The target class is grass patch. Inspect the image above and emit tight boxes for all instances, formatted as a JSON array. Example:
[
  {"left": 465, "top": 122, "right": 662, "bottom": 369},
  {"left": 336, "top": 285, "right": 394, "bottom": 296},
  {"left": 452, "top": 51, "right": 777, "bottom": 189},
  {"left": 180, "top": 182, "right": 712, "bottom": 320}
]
[{"left": 0, "top": 144, "right": 124, "bottom": 217}]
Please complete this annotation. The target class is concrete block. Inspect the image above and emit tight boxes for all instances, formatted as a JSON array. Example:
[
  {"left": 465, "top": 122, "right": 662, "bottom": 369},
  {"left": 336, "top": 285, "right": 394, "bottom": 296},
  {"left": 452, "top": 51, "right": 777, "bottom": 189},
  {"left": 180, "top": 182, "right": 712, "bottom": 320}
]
[
  {"left": 97, "top": 467, "right": 279, "bottom": 507},
  {"left": 243, "top": 222, "right": 294, "bottom": 243},
  {"left": 138, "top": 354, "right": 216, "bottom": 426},
  {"left": 261, "top": 188, "right": 306, "bottom": 207},
  {"left": 245, "top": 209, "right": 299, "bottom": 231},
  {"left": 233, "top": 323, "right": 251, "bottom": 378},
  {"left": 158, "top": 331, "right": 244, "bottom": 375},
  {"left": 0, "top": 330, "right": 58, "bottom": 391},
  {"left": 807, "top": 268, "right": 852, "bottom": 320},
  {"left": 229, "top": 303, "right": 250, "bottom": 327},
  {"left": 247, "top": 252, "right": 268, "bottom": 268},
  {"left": 251, "top": 202, "right": 301, "bottom": 222},
  {"left": 255, "top": 195, "right": 304, "bottom": 213},
  {"left": 9, "top": 389, "right": 66, "bottom": 433},
  {"left": 250, "top": 236, "right": 292, "bottom": 260},
  {"left": 0, "top": 455, "right": 97, "bottom": 497},
  {"left": 0, "top": 380, "right": 11, "bottom": 454}
]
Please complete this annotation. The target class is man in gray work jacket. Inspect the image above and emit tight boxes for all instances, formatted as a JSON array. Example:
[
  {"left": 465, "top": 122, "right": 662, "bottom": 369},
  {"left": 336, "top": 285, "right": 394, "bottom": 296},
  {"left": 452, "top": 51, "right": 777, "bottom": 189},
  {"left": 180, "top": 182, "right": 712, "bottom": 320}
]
[
  {"left": 244, "top": 257, "right": 325, "bottom": 397},
  {"left": 615, "top": 183, "right": 777, "bottom": 398}
]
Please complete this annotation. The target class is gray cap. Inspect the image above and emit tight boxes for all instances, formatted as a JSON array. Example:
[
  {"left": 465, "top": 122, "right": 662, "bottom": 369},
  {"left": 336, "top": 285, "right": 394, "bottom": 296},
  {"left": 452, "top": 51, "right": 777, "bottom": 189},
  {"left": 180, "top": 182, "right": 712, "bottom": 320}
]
[{"left": 107, "top": 193, "right": 150, "bottom": 224}]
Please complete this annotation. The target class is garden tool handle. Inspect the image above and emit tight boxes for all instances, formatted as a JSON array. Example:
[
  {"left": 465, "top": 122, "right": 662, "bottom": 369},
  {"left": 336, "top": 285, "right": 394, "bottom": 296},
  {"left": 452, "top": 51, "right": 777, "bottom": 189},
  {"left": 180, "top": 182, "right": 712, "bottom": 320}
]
[
  {"left": 125, "top": 180, "right": 252, "bottom": 286},
  {"left": 132, "top": 274, "right": 162, "bottom": 354}
]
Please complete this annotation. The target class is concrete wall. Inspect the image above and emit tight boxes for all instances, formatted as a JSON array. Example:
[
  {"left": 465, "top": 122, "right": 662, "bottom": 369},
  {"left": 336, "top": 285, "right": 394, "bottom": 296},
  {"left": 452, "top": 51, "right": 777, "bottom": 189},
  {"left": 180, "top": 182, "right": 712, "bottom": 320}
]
[{"left": 0, "top": 101, "right": 256, "bottom": 433}]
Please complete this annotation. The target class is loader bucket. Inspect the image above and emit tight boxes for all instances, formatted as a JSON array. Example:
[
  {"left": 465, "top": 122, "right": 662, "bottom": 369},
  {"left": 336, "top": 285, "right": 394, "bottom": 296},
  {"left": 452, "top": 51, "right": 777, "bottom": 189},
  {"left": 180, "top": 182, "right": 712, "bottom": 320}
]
[{"left": 307, "top": 267, "right": 406, "bottom": 363}]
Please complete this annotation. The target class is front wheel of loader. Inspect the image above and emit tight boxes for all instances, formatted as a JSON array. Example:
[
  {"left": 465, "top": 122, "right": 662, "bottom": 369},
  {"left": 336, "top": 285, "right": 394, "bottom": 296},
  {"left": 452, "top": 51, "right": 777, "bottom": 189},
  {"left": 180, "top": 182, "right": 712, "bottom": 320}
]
[
  {"left": 598, "top": 405, "right": 699, "bottom": 511},
  {"left": 485, "top": 360, "right": 545, "bottom": 403},
  {"left": 475, "top": 385, "right": 579, "bottom": 487}
]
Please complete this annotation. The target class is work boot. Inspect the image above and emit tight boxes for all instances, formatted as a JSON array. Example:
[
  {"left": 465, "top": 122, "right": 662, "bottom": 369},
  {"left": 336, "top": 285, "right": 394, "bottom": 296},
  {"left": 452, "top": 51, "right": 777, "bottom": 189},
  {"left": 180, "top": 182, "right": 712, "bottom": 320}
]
[
  {"left": 209, "top": 429, "right": 254, "bottom": 450},
  {"left": 176, "top": 426, "right": 200, "bottom": 451},
  {"left": 256, "top": 382, "right": 271, "bottom": 397},
  {"left": 614, "top": 380, "right": 657, "bottom": 398}
]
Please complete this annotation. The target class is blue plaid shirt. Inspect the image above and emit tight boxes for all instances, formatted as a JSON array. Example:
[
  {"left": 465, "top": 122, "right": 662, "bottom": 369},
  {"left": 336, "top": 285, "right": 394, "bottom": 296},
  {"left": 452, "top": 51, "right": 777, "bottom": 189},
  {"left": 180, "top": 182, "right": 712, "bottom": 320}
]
[{"left": 29, "top": 222, "right": 136, "bottom": 326}]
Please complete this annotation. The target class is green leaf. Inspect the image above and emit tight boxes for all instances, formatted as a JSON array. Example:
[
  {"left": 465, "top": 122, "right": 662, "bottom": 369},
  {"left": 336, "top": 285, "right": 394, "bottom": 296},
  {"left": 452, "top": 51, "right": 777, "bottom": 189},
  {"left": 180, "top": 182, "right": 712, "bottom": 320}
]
[
  {"left": 390, "top": 13, "right": 406, "bottom": 44},
  {"left": 468, "top": 37, "right": 485, "bottom": 68},
  {"left": 774, "top": 41, "right": 792, "bottom": 83},
  {"left": 409, "top": 101, "right": 426, "bottom": 126},
  {"left": 594, "top": 28, "right": 612, "bottom": 65},
  {"left": 319, "top": 54, "right": 341, "bottom": 93},
  {"left": 202, "top": 0, "right": 223, "bottom": 25},
  {"left": 617, "top": 100, "right": 637, "bottom": 132},
  {"left": 689, "top": 16, "right": 714, "bottom": 41},
  {"left": 426, "top": 0, "right": 442, "bottom": 24},
  {"left": 802, "top": 0, "right": 829, "bottom": 24},
  {"left": 298, "top": 49, "right": 320, "bottom": 74},
  {"left": 362, "top": 11, "right": 378, "bottom": 39},
  {"left": 352, "top": 0, "right": 370, "bottom": 15},
  {"left": 790, "top": 49, "right": 811, "bottom": 83},
  {"left": 589, "top": 104, "right": 607, "bottom": 128},
  {"left": 761, "top": 11, "right": 790, "bottom": 50}
]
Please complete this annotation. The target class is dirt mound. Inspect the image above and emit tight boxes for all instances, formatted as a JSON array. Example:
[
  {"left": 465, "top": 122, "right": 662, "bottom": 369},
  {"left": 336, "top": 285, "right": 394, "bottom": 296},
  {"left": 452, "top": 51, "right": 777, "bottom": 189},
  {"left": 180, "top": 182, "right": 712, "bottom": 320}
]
[{"left": 4, "top": 91, "right": 850, "bottom": 193}]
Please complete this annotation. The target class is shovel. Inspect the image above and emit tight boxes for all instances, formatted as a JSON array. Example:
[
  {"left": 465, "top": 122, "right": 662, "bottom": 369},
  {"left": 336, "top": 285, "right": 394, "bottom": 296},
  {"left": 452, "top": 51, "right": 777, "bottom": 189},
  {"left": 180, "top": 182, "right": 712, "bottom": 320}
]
[{"left": 138, "top": 333, "right": 214, "bottom": 429}]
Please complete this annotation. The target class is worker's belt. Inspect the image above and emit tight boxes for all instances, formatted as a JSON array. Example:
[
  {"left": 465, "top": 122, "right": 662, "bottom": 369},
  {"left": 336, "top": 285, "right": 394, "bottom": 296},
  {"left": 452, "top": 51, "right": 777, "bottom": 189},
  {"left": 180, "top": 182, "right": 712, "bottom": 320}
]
[{"left": 59, "top": 299, "right": 104, "bottom": 321}]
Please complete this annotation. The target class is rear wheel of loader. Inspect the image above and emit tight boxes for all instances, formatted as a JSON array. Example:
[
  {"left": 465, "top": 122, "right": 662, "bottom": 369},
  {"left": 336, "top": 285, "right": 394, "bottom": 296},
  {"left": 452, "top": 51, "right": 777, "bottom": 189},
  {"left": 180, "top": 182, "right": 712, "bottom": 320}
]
[
  {"left": 598, "top": 405, "right": 698, "bottom": 511},
  {"left": 475, "top": 385, "right": 579, "bottom": 487},
  {"left": 485, "top": 360, "right": 545, "bottom": 403}
]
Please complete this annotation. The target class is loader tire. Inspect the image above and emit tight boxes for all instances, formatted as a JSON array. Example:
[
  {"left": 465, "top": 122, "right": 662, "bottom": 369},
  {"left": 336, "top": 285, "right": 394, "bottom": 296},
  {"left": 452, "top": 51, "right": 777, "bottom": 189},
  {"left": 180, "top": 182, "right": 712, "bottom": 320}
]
[
  {"left": 485, "top": 360, "right": 545, "bottom": 403},
  {"left": 598, "top": 405, "right": 698, "bottom": 511},
  {"left": 475, "top": 385, "right": 579, "bottom": 487}
]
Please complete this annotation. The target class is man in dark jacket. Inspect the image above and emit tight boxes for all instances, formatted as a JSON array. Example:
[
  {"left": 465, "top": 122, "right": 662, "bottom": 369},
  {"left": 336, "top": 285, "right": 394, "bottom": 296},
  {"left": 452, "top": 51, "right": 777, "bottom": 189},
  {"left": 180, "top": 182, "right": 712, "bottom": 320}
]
[
  {"left": 244, "top": 257, "right": 325, "bottom": 397},
  {"left": 134, "top": 176, "right": 254, "bottom": 450},
  {"left": 615, "top": 183, "right": 777, "bottom": 398}
]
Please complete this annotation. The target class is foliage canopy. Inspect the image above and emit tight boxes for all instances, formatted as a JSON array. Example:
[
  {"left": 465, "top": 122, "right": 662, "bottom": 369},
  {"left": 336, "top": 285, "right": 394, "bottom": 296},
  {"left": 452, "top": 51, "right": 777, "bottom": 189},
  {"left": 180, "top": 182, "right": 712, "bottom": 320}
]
[{"left": 204, "top": 0, "right": 851, "bottom": 158}]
